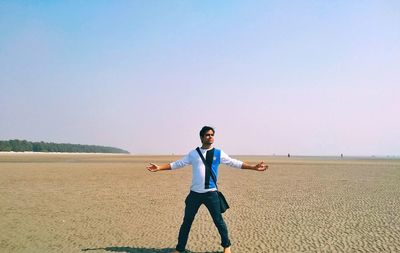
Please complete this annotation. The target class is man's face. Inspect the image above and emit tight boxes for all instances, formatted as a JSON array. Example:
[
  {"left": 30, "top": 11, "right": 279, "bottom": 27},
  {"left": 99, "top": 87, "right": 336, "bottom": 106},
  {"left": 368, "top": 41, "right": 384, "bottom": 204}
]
[{"left": 201, "top": 130, "right": 215, "bottom": 145}]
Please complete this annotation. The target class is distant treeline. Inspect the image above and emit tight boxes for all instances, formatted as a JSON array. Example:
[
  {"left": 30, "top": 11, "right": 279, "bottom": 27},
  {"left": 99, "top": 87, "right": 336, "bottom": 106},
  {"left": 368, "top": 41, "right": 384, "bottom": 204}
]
[{"left": 0, "top": 139, "right": 129, "bottom": 154}]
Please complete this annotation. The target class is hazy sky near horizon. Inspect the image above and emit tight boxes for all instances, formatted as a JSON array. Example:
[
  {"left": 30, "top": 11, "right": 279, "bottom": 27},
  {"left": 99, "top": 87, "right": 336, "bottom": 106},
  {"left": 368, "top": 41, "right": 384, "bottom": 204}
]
[{"left": 1, "top": 1, "right": 399, "bottom": 156}]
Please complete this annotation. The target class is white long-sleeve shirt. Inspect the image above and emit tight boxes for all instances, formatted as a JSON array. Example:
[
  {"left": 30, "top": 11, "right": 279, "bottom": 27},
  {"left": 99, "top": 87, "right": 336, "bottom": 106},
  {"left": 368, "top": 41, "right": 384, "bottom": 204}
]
[{"left": 170, "top": 147, "right": 243, "bottom": 193}]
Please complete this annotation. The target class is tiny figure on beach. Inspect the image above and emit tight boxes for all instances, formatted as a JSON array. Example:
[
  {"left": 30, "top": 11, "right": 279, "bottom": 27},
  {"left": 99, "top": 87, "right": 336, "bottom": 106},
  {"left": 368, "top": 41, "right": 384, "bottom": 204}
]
[
  {"left": 147, "top": 126, "right": 268, "bottom": 253},
  {"left": 288, "top": 153, "right": 291, "bottom": 158}
]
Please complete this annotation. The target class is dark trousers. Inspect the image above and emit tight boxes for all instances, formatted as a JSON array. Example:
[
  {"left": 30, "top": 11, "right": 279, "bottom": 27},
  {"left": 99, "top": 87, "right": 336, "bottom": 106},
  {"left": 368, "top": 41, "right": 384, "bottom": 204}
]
[{"left": 176, "top": 190, "right": 231, "bottom": 252}]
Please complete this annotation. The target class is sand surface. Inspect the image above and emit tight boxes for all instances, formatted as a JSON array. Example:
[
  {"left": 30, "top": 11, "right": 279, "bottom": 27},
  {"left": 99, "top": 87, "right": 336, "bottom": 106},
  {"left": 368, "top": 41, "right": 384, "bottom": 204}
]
[{"left": 1, "top": 153, "right": 399, "bottom": 253}]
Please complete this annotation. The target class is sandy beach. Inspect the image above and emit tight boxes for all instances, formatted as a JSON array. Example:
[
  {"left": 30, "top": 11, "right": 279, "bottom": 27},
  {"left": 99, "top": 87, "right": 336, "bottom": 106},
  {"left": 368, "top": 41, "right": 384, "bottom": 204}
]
[{"left": 1, "top": 153, "right": 399, "bottom": 253}]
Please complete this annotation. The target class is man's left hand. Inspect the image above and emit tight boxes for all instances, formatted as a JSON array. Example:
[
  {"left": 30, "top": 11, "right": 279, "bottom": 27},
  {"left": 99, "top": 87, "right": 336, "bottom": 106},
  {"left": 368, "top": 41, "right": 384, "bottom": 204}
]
[{"left": 254, "top": 161, "right": 268, "bottom": 171}]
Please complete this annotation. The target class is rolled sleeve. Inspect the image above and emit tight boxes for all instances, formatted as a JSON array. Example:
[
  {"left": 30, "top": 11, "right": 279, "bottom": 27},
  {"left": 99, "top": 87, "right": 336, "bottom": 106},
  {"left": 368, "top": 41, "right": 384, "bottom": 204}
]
[
  {"left": 220, "top": 150, "right": 243, "bottom": 169},
  {"left": 170, "top": 154, "right": 191, "bottom": 170}
]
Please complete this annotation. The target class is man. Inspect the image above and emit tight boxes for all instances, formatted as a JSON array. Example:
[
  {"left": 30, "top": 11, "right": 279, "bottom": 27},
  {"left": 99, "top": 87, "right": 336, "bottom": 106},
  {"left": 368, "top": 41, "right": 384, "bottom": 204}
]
[{"left": 147, "top": 126, "right": 268, "bottom": 253}]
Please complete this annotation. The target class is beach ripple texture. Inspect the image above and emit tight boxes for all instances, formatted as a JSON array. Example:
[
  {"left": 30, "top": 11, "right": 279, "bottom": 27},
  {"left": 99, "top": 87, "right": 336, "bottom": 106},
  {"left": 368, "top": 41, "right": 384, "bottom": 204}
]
[{"left": 0, "top": 154, "right": 399, "bottom": 253}]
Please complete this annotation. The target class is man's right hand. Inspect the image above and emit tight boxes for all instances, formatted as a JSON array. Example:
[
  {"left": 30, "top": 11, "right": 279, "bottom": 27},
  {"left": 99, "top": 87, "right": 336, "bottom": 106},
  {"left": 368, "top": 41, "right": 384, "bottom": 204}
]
[{"left": 147, "top": 163, "right": 160, "bottom": 172}]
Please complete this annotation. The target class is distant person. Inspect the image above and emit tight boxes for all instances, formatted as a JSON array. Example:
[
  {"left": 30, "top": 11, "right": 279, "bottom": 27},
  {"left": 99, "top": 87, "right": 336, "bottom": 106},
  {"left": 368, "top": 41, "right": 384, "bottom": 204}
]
[
  {"left": 288, "top": 153, "right": 291, "bottom": 158},
  {"left": 147, "top": 126, "right": 268, "bottom": 253}
]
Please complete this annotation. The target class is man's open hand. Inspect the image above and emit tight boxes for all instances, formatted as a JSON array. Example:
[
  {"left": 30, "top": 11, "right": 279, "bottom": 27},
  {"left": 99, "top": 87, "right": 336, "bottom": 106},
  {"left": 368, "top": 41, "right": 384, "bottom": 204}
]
[
  {"left": 254, "top": 161, "right": 268, "bottom": 171},
  {"left": 147, "top": 163, "right": 160, "bottom": 172}
]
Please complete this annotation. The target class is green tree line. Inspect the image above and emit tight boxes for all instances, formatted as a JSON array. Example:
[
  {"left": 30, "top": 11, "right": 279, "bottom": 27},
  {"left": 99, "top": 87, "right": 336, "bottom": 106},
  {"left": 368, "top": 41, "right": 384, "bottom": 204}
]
[{"left": 0, "top": 139, "right": 129, "bottom": 154}]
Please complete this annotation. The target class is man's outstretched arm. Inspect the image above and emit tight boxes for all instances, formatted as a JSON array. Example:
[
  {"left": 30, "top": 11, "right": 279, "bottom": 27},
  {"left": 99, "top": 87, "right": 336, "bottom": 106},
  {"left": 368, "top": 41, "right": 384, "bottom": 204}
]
[
  {"left": 241, "top": 161, "right": 268, "bottom": 171},
  {"left": 147, "top": 163, "right": 171, "bottom": 172},
  {"left": 147, "top": 154, "right": 190, "bottom": 172}
]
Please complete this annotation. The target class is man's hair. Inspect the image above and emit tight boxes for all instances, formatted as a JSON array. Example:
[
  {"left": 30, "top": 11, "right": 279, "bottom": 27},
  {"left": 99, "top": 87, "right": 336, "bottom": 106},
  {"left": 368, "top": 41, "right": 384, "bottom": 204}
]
[{"left": 199, "top": 126, "right": 215, "bottom": 138}]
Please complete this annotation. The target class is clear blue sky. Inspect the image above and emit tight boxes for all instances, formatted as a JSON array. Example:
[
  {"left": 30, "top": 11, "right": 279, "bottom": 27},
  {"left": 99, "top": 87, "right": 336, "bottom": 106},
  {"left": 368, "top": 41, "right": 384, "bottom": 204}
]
[{"left": 1, "top": 1, "right": 399, "bottom": 156}]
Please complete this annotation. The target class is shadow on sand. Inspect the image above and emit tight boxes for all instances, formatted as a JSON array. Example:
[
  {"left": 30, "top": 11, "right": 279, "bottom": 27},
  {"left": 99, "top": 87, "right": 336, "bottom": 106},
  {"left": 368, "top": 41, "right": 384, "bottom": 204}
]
[{"left": 81, "top": 246, "right": 221, "bottom": 253}]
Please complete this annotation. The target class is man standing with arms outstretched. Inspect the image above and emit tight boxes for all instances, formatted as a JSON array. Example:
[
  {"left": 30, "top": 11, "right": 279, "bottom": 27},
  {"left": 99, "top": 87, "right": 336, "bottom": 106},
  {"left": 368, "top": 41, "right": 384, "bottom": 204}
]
[{"left": 147, "top": 126, "right": 268, "bottom": 253}]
